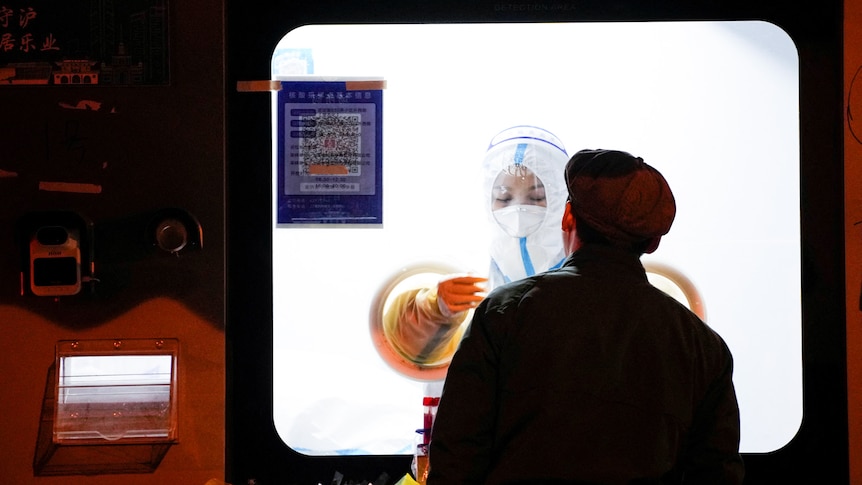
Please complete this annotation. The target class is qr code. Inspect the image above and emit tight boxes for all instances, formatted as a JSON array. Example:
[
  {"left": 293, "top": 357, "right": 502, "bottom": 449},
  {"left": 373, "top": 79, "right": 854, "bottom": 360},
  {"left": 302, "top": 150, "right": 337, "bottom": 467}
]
[{"left": 298, "top": 111, "right": 362, "bottom": 176}]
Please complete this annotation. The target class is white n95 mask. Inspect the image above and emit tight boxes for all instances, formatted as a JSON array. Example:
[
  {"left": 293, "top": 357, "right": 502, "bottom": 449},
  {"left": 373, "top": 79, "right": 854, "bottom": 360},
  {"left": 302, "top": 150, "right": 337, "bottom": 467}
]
[{"left": 493, "top": 205, "right": 547, "bottom": 238}]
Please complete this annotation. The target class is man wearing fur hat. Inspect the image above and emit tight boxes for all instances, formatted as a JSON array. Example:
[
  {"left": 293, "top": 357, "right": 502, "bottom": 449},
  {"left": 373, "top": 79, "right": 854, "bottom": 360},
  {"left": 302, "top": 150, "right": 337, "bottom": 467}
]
[{"left": 428, "top": 149, "right": 744, "bottom": 484}]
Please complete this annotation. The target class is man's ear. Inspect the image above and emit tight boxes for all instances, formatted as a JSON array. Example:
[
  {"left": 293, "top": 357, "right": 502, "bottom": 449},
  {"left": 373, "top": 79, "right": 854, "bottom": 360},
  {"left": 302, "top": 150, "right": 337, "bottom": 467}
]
[
  {"left": 643, "top": 236, "right": 662, "bottom": 254},
  {"left": 562, "top": 201, "right": 580, "bottom": 255},
  {"left": 562, "top": 201, "right": 575, "bottom": 232}
]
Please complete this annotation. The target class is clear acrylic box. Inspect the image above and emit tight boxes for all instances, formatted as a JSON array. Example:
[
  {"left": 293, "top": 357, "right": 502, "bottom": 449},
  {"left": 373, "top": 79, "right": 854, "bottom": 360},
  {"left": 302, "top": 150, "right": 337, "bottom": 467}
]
[{"left": 34, "top": 338, "right": 179, "bottom": 475}]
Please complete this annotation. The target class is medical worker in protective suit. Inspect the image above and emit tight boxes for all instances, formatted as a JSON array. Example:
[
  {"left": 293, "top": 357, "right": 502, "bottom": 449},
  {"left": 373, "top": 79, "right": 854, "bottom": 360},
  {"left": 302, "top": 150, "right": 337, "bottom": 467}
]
[{"left": 382, "top": 126, "right": 570, "bottom": 365}]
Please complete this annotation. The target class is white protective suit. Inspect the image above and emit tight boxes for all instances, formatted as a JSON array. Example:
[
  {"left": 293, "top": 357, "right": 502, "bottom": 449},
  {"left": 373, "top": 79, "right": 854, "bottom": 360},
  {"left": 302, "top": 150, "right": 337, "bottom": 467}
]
[
  {"left": 383, "top": 126, "right": 570, "bottom": 365},
  {"left": 483, "top": 126, "right": 570, "bottom": 287}
]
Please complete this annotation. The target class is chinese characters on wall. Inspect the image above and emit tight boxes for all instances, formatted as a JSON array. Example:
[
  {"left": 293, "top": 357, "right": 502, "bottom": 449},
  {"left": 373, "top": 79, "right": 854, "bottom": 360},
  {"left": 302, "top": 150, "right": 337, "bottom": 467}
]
[
  {"left": 0, "top": 6, "right": 58, "bottom": 55},
  {"left": 0, "top": 1, "right": 169, "bottom": 85}
]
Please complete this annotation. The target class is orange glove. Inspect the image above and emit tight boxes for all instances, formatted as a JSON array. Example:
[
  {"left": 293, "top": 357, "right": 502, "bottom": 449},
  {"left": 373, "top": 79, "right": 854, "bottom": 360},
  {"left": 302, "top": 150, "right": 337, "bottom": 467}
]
[{"left": 436, "top": 275, "right": 488, "bottom": 316}]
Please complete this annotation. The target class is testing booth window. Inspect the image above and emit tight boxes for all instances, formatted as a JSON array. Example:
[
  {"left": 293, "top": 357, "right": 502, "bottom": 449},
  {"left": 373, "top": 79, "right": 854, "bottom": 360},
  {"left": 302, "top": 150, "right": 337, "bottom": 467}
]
[{"left": 270, "top": 22, "right": 801, "bottom": 456}]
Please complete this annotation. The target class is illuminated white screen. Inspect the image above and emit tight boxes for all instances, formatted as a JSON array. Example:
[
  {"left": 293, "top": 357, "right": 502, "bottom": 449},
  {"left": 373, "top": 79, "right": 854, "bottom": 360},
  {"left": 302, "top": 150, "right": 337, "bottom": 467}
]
[{"left": 271, "top": 22, "right": 801, "bottom": 455}]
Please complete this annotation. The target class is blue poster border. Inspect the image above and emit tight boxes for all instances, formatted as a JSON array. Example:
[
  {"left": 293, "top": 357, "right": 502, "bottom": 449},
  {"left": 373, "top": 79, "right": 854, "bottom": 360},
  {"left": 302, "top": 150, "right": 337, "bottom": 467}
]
[{"left": 276, "top": 79, "right": 384, "bottom": 226}]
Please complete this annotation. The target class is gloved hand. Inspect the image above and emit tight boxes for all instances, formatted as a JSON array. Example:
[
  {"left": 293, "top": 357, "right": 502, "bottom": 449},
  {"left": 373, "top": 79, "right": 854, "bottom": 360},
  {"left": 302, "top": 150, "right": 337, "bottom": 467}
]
[{"left": 437, "top": 275, "right": 488, "bottom": 316}]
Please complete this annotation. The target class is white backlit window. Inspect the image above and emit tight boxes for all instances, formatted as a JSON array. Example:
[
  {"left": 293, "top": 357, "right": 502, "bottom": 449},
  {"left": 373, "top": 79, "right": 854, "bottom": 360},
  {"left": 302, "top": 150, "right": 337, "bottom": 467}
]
[{"left": 271, "top": 21, "right": 801, "bottom": 456}]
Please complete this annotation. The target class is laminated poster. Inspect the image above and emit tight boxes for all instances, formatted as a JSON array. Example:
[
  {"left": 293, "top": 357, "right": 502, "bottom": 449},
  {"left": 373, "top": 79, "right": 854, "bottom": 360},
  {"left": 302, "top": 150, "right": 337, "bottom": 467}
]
[{"left": 276, "top": 78, "right": 384, "bottom": 225}]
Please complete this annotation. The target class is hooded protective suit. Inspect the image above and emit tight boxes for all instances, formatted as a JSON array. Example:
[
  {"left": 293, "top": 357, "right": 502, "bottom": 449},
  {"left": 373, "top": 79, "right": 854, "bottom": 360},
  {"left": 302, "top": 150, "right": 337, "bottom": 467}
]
[
  {"left": 382, "top": 126, "right": 570, "bottom": 365},
  {"left": 483, "top": 126, "right": 570, "bottom": 287}
]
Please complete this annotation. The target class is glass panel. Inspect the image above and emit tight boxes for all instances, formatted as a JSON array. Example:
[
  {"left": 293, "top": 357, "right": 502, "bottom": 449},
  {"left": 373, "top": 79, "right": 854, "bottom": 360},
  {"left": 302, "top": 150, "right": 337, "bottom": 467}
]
[
  {"left": 55, "top": 352, "right": 175, "bottom": 441},
  {"left": 271, "top": 21, "right": 801, "bottom": 456}
]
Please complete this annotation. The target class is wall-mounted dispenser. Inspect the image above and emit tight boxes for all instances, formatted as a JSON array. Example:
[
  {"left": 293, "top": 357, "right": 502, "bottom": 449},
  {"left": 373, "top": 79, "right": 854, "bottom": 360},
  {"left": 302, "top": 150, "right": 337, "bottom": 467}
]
[
  {"left": 33, "top": 338, "right": 179, "bottom": 476},
  {"left": 17, "top": 211, "right": 95, "bottom": 297}
]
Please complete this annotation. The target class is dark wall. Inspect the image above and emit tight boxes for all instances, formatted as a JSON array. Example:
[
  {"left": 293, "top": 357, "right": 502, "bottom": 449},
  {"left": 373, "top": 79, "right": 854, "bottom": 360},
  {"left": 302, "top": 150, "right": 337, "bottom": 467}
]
[{"left": 0, "top": 0, "right": 225, "bottom": 482}]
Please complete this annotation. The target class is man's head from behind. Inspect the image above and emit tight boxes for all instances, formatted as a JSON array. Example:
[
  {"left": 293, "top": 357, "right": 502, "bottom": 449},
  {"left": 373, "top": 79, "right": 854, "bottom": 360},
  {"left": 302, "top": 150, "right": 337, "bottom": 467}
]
[{"left": 562, "top": 149, "right": 676, "bottom": 254}]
